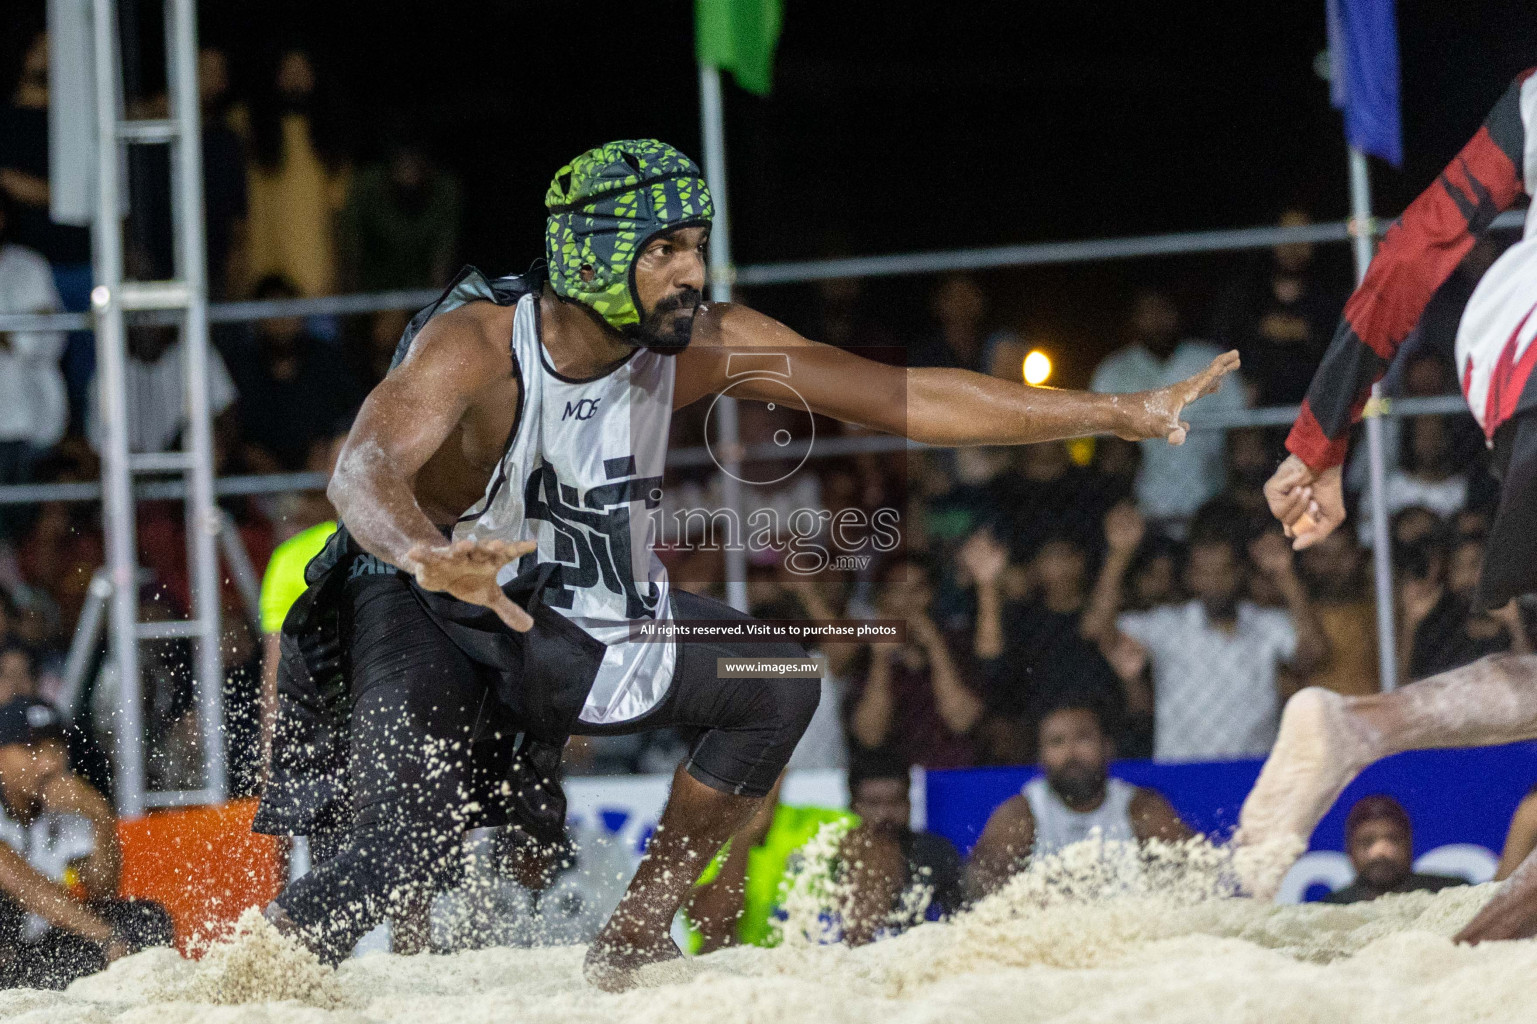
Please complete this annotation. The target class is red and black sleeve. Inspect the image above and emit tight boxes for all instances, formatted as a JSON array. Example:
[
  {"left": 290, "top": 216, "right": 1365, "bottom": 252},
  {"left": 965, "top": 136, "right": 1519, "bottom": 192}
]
[{"left": 1286, "top": 69, "right": 1534, "bottom": 471}]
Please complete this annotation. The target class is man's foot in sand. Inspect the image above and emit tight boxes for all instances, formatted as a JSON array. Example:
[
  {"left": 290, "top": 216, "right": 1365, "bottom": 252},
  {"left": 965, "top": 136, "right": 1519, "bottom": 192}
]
[
  {"left": 583, "top": 927, "right": 684, "bottom": 992},
  {"left": 1234, "top": 687, "right": 1379, "bottom": 898}
]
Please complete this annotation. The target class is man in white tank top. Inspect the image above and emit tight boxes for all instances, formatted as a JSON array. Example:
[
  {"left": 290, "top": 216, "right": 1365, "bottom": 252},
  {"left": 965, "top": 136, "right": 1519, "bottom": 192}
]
[
  {"left": 966, "top": 702, "right": 1191, "bottom": 900},
  {"left": 259, "top": 140, "right": 1240, "bottom": 989}
]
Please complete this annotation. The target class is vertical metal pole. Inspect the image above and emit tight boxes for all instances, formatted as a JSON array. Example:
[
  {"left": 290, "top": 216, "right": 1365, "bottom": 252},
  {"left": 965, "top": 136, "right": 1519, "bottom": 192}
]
[
  {"left": 1348, "top": 147, "right": 1399, "bottom": 692},
  {"left": 90, "top": 0, "right": 146, "bottom": 818},
  {"left": 167, "top": 0, "right": 225, "bottom": 799},
  {"left": 699, "top": 65, "right": 749, "bottom": 612}
]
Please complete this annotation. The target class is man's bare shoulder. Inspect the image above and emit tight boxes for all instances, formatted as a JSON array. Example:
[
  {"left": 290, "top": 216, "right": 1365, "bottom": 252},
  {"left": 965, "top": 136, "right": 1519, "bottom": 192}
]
[
  {"left": 690, "top": 301, "right": 807, "bottom": 350},
  {"left": 987, "top": 793, "right": 1034, "bottom": 826},
  {"left": 397, "top": 301, "right": 517, "bottom": 377}
]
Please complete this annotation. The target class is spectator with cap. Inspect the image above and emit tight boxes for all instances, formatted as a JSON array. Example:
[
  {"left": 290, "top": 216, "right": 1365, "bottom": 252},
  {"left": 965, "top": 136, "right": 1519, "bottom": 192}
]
[
  {"left": 838, "top": 749, "right": 963, "bottom": 945},
  {"left": 1322, "top": 795, "right": 1466, "bottom": 904},
  {"left": 965, "top": 700, "right": 1191, "bottom": 900},
  {"left": 0, "top": 697, "right": 171, "bottom": 988}
]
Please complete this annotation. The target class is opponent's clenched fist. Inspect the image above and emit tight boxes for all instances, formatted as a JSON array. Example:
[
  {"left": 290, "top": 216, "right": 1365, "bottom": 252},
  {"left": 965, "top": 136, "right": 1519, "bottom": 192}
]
[{"left": 1264, "top": 454, "right": 1345, "bottom": 550}]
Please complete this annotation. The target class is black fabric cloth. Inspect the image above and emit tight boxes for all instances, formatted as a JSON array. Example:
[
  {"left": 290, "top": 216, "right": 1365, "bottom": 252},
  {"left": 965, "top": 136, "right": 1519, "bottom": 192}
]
[
  {"left": 898, "top": 829, "right": 964, "bottom": 924},
  {"left": 1320, "top": 873, "right": 1467, "bottom": 905},
  {"left": 1481, "top": 410, "right": 1537, "bottom": 610},
  {"left": 224, "top": 334, "right": 365, "bottom": 469},
  {"left": 0, "top": 105, "right": 92, "bottom": 264},
  {"left": 0, "top": 898, "right": 172, "bottom": 990}
]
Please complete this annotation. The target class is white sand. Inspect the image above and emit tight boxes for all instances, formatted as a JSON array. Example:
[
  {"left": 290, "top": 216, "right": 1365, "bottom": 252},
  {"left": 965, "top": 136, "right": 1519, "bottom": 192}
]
[{"left": 9, "top": 837, "right": 1534, "bottom": 1024}]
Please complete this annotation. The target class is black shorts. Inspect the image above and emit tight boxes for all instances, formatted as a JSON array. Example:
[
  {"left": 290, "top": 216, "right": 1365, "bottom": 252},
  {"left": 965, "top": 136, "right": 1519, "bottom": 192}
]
[
  {"left": 1483, "top": 412, "right": 1537, "bottom": 610},
  {"left": 268, "top": 572, "right": 818, "bottom": 836}
]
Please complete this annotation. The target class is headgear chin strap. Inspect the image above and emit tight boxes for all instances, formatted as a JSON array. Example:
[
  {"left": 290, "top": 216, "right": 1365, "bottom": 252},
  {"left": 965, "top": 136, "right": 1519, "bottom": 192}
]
[{"left": 544, "top": 140, "right": 714, "bottom": 333}]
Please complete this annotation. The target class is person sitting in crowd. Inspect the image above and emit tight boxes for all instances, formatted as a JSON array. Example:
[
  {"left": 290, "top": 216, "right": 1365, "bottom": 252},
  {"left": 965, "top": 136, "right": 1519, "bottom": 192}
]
[
  {"left": 1362, "top": 414, "right": 1470, "bottom": 544},
  {"left": 961, "top": 527, "right": 1146, "bottom": 764},
  {"left": 1296, "top": 528, "right": 1379, "bottom": 696},
  {"left": 964, "top": 701, "right": 1192, "bottom": 900},
  {"left": 837, "top": 750, "right": 963, "bottom": 945},
  {"left": 86, "top": 324, "right": 237, "bottom": 456},
  {"left": 0, "top": 697, "right": 171, "bottom": 988},
  {"left": 339, "top": 133, "right": 461, "bottom": 293},
  {"left": 1090, "top": 289, "right": 1246, "bottom": 522},
  {"left": 1398, "top": 525, "right": 1532, "bottom": 685},
  {"left": 1207, "top": 208, "right": 1343, "bottom": 407},
  {"left": 0, "top": 190, "right": 67, "bottom": 494},
  {"left": 1322, "top": 795, "right": 1466, "bottom": 904},
  {"left": 847, "top": 555, "right": 983, "bottom": 768},
  {"left": 908, "top": 273, "right": 1022, "bottom": 377},
  {"left": 1081, "top": 502, "right": 1329, "bottom": 761},
  {"left": 225, "top": 275, "right": 364, "bottom": 473}
]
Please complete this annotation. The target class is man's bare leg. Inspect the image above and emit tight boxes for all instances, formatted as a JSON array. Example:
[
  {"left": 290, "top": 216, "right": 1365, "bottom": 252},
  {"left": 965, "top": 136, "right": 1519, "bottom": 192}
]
[
  {"left": 584, "top": 765, "right": 759, "bottom": 992},
  {"left": 1237, "top": 654, "right": 1537, "bottom": 898}
]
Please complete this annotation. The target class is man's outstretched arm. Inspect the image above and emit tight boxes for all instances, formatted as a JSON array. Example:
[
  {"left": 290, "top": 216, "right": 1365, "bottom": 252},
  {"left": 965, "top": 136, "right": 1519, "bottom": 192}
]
[{"left": 680, "top": 304, "right": 1238, "bottom": 446}]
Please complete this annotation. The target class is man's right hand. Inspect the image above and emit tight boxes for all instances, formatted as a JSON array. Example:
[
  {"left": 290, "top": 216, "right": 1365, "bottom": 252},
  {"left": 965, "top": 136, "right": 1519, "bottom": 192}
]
[
  {"left": 1264, "top": 454, "right": 1345, "bottom": 550},
  {"left": 404, "top": 537, "right": 540, "bottom": 631}
]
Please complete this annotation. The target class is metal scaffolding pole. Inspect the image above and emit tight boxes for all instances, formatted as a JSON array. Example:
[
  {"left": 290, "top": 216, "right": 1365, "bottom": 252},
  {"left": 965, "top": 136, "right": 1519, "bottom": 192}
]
[
  {"left": 1348, "top": 148, "right": 1398, "bottom": 692},
  {"left": 167, "top": 0, "right": 225, "bottom": 798},
  {"left": 87, "top": 0, "right": 223, "bottom": 815},
  {"left": 699, "top": 65, "right": 749, "bottom": 613},
  {"left": 88, "top": 0, "right": 145, "bottom": 817}
]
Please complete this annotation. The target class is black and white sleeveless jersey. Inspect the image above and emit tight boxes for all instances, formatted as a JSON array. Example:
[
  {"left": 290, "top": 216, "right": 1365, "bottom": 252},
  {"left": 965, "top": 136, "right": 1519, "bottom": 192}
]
[{"left": 452, "top": 289, "right": 679, "bottom": 726}]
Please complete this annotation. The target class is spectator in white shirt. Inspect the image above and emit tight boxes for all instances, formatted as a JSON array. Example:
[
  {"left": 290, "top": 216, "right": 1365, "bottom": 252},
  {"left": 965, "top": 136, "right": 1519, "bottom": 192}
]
[
  {"left": 86, "top": 323, "right": 236, "bottom": 455},
  {"left": 1082, "top": 504, "right": 1330, "bottom": 761},
  {"left": 1091, "top": 290, "right": 1247, "bottom": 522},
  {"left": 0, "top": 193, "right": 67, "bottom": 482}
]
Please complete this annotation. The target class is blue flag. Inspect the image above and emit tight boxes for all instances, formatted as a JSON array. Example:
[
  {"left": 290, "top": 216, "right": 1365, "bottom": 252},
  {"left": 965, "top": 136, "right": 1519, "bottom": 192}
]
[{"left": 1327, "top": 0, "right": 1403, "bottom": 166}]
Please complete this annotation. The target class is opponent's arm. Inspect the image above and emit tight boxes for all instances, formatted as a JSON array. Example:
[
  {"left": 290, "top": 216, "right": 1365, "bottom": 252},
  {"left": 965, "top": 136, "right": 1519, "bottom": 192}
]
[
  {"left": 1270, "top": 70, "right": 1533, "bottom": 546},
  {"left": 679, "top": 304, "right": 1238, "bottom": 446},
  {"left": 328, "top": 306, "right": 535, "bottom": 630}
]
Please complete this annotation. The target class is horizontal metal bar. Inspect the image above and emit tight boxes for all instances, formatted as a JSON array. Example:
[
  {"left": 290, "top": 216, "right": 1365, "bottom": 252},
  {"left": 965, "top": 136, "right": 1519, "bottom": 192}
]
[
  {"left": 208, "top": 288, "right": 440, "bottom": 324},
  {"left": 142, "top": 789, "right": 216, "bottom": 809},
  {"left": 0, "top": 396, "right": 1480, "bottom": 509},
  {"left": 117, "top": 119, "right": 179, "bottom": 143},
  {"left": 733, "top": 210, "right": 1528, "bottom": 287},
  {"left": 117, "top": 280, "right": 191, "bottom": 310},
  {"left": 135, "top": 619, "right": 210, "bottom": 640},
  {"left": 128, "top": 451, "right": 194, "bottom": 473},
  {"left": 0, "top": 210, "right": 1526, "bottom": 333},
  {"left": 0, "top": 310, "right": 91, "bottom": 332}
]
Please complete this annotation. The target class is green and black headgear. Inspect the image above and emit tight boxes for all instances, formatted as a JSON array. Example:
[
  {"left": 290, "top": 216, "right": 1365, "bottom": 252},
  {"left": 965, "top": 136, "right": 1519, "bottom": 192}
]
[{"left": 544, "top": 139, "right": 714, "bottom": 332}]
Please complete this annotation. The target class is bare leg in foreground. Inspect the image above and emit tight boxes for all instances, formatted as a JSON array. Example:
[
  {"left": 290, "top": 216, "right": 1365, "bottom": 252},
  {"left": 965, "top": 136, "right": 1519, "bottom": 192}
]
[
  {"left": 1237, "top": 654, "right": 1537, "bottom": 938},
  {"left": 584, "top": 765, "right": 758, "bottom": 991}
]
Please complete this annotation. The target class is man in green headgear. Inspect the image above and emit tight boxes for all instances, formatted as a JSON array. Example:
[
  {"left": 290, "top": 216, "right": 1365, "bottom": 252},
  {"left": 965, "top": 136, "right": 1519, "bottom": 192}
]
[{"left": 260, "top": 136, "right": 1240, "bottom": 991}]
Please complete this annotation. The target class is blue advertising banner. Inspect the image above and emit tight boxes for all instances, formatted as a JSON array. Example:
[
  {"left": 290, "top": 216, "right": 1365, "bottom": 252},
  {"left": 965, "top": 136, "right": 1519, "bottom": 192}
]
[{"left": 924, "top": 742, "right": 1537, "bottom": 900}]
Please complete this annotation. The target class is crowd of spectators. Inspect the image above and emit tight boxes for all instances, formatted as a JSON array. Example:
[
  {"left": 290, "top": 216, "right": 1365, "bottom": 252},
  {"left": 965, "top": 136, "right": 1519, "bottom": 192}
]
[
  {"left": 0, "top": 32, "right": 466, "bottom": 805},
  {"left": 0, "top": 25, "right": 1527, "bottom": 836}
]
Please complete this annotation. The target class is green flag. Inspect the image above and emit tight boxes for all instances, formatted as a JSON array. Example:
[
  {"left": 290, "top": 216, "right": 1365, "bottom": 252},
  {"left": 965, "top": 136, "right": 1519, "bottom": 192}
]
[{"left": 695, "top": 0, "right": 782, "bottom": 96}]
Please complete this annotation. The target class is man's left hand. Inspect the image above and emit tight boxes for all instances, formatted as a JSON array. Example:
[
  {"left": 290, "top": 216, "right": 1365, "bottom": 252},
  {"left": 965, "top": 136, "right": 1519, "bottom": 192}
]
[{"left": 1122, "top": 350, "right": 1240, "bottom": 445}]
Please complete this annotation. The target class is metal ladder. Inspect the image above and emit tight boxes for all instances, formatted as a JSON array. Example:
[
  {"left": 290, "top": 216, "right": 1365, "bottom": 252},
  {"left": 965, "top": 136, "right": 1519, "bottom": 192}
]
[{"left": 88, "top": 0, "right": 224, "bottom": 815}]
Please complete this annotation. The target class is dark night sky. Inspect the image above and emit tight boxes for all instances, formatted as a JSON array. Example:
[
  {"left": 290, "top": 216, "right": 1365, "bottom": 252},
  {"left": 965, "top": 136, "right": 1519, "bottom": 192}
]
[{"left": 12, "top": 0, "right": 1537, "bottom": 382}]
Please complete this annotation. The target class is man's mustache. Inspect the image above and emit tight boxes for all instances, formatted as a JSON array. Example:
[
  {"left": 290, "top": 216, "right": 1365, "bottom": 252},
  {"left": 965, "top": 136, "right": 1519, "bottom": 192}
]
[{"left": 652, "top": 288, "right": 703, "bottom": 316}]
